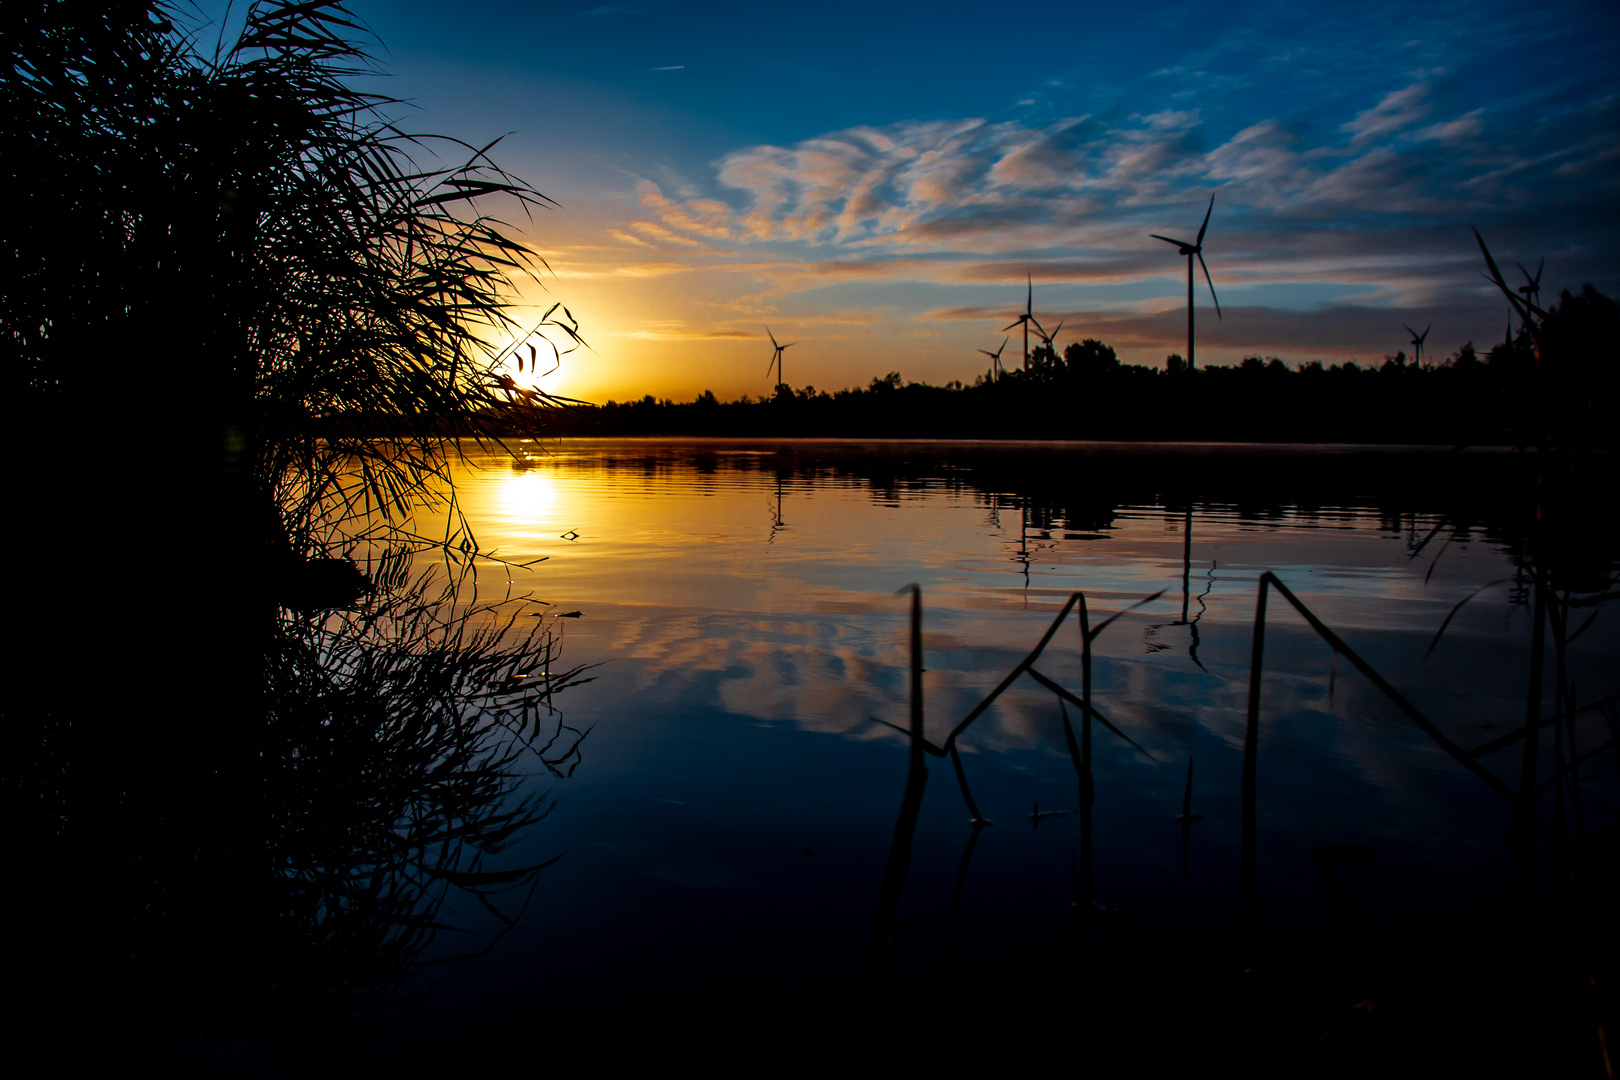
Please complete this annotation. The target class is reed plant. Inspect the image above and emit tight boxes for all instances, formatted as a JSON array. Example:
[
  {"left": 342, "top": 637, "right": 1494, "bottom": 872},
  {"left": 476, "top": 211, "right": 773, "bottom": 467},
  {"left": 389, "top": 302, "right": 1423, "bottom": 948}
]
[
  {"left": 2, "top": 4, "right": 596, "bottom": 1061},
  {"left": 865, "top": 566, "right": 1617, "bottom": 1064},
  {"left": 4, "top": 0, "right": 583, "bottom": 563}
]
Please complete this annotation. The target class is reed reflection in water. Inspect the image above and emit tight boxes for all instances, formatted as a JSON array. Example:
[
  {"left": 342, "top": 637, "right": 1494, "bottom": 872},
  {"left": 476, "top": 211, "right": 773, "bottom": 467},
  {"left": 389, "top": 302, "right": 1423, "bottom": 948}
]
[
  {"left": 389, "top": 439, "right": 1616, "bottom": 1068},
  {"left": 7, "top": 528, "right": 594, "bottom": 1069}
]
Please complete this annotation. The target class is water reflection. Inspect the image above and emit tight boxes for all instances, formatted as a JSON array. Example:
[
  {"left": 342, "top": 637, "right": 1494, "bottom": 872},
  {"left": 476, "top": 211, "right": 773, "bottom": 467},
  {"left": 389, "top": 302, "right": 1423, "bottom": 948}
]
[
  {"left": 13, "top": 439, "right": 1616, "bottom": 1067},
  {"left": 853, "top": 569, "right": 1618, "bottom": 1067},
  {"left": 396, "top": 439, "right": 1617, "bottom": 1067},
  {"left": 6, "top": 542, "right": 591, "bottom": 1068},
  {"left": 436, "top": 441, "right": 1618, "bottom": 756}
]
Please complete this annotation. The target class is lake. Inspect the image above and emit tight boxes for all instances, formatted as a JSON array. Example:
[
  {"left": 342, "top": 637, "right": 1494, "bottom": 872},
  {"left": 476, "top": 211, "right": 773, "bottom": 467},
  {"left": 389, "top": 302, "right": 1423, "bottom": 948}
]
[{"left": 373, "top": 439, "right": 1618, "bottom": 1067}]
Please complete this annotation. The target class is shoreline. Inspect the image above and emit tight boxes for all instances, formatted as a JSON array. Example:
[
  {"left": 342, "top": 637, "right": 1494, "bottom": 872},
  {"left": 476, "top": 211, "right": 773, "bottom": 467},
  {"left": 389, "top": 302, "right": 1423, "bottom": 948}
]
[{"left": 485, "top": 434, "right": 1561, "bottom": 455}]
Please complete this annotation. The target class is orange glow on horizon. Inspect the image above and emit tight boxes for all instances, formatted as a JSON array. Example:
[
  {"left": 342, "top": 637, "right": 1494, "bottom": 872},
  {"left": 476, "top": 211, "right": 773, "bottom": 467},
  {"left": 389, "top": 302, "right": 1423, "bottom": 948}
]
[{"left": 494, "top": 226, "right": 1424, "bottom": 406}]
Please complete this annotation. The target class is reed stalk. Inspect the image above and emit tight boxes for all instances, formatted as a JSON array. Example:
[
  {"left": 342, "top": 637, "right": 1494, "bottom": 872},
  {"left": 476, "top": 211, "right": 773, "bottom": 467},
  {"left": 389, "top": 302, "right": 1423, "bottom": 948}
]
[
  {"left": 1242, "top": 574, "right": 1269, "bottom": 956},
  {"left": 862, "top": 586, "right": 930, "bottom": 983},
  {"left": 1078, "top": 594, "right": 1096, "bottom": 915}
]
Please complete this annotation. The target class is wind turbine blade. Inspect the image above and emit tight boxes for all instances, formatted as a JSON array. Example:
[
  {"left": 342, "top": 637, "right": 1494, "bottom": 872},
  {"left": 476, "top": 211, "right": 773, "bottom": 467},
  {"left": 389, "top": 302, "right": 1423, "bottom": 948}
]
[
  {"left": 1049, "top": 320, "right": 1064, "bottom": 340},
  {"left": 766, "top": 326, "right": 780, "bottom": 349},
  {"left": 1404, "top": 324, "right": 1418, "bottom": 339},
  {"left": 1533, "top": 257, "right": 1544, "bottom": 286},
  {"left": 1420, "top": 325, "right": 1431, "bottom": 342},
  {"left": 1002, "top": 319, "right": 1024, "bottom": 332},
  {"left": 781, "top": 342, "right": 797, "bottom": 350},
  {"left": 978, "top": 350, "right": 995, "bottom": 359},
  {"left": 1028, "top": 316, "right": 1048, "bottom": 340},
  {"left": 1150, "top": 234, "right": 1191, "bottom": 248},
  {"left": 1195, "top": 195, "right": 1214, "bottom": 246},
  {"left": 1026, "top": 274, "right": 1032, "bottom": 315},
  {"left": 1198, "top": 252, "right": 1221, "bottom": 319}
]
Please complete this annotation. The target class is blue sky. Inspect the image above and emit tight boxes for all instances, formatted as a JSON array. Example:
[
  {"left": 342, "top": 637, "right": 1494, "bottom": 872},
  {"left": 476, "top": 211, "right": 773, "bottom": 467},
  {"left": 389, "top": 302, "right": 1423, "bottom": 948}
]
[{"left": 329, "top": 0, "right": 1619, "bottom": 399}]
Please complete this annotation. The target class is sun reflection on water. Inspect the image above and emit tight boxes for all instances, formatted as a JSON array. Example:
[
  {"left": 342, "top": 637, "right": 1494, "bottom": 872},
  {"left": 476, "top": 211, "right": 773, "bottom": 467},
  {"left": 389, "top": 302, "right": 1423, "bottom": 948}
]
[{"left": 497, "top": 466, "right": 562, "bottom": 523}]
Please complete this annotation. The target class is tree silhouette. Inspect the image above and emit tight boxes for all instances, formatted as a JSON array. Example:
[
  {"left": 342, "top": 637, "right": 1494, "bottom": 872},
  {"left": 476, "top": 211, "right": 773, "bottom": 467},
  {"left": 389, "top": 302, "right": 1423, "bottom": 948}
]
[{"left": 1066, "top": 338, "right": 1121, "bottom": 378}]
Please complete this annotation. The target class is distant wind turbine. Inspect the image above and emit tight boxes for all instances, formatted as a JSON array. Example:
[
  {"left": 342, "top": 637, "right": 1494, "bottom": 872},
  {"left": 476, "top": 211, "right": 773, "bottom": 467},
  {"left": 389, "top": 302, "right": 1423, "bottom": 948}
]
[
  {"left": 1151, "top": 195, "right": 1222, "bottom": 370},
  {"left": 1403, "top": 323, "right": 1431, "bottom": 365},
  {"left": 764, "top": 326, "right": 796, "bottom": 390},
  {"left": 1002, "top": 275, "right": 1039, "bottom": 371},
  {"left": 978, "top": 337, "right": 1010, "bottom": 382},
  {"left": 1517, "top": 259, "right": 1544, "bottom": 327},
  {"left": 1034, "top": 319, "right": 1064, "bottom": 356}
]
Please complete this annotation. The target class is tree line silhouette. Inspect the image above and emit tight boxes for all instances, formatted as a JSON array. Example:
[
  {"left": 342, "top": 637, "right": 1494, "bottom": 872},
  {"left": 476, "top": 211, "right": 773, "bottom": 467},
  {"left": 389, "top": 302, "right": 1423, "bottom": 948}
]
[{"left": 525, "top": 285, "right": 1617, "bottom": 445}]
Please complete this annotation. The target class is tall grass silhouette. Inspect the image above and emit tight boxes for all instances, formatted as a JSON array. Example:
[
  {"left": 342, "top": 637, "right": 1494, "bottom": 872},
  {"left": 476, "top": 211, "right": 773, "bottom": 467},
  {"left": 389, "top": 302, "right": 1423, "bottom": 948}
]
[{"left": 3, "top": 3, "right": 597, "bottom": 1063}]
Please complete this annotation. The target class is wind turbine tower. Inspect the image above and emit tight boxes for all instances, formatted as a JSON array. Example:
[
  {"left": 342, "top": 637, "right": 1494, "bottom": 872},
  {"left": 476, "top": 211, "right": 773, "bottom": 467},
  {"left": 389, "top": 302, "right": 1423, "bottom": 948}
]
[
  {"left": 1151, "top": 196, "right": 1222, "bottom": 370},
  {"left": 1003, "top": 275, "right": 1039, "bottom": 371}
]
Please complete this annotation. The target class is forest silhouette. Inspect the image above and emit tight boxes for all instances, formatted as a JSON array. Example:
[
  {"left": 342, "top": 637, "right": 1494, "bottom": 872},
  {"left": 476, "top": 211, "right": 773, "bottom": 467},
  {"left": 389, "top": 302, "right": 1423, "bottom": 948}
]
[{"left": 528, "top": 289, "right": 1618, "bottom": 445}]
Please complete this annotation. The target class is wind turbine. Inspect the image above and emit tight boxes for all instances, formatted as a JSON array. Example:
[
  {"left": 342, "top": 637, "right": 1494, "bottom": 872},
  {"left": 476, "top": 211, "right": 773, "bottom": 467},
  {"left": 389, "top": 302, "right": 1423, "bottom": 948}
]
[
  {"left": 1404, "top": 323, "right": 1431, "bottom": 365},
  {"left": 1002, "top": 274, "right": 1038, "bottom": 370},
  {"left": 1034, "top": 318, "right": 1064, "bottom": 355},
  {"left": 1517, "top": 259, "right": 1544, "bottom": 327},
  {"left": 764, "top": 326, "right": 796, "bottom": 390},
  {"left": 1151, "top": 195, "right": 1222, "bottom": 370},
  {"left": 978, "top": 337, "right": 1010, "bottom": 382}
]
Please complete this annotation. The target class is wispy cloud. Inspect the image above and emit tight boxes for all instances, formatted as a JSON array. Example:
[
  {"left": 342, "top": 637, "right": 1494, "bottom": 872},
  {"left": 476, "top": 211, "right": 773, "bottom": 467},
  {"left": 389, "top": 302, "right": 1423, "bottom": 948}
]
[
  {"left": 1341, "top": 84, "right": 1430, "bottom": 144},
  {"left": 614, "top": 323, "right": 754, "bottom": 340},
  {"left": 622, "top": 77, "right": 1617, "bottom": 293}
]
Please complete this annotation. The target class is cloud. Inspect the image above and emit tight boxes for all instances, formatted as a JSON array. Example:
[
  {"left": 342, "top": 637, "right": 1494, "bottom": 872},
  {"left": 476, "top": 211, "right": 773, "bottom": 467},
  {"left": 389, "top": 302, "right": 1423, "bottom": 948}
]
[
  {"left": 622, "top": 78, "right": 1615, "bottom": 290},
  {"left": 614, "top": 323, "right": 755, "bottom": 340},
  {"left": 604, "top": 262, "right": 689, "bottom": 278},
  {"left": 640, "top": 91, "right": 1449, "bottom": 251},
  {"left": 923, "top": 291, "right": 1516, "bottom": 363},
  {"left": 1342, "top": 84, "right": 1430, "bottom": 143},
  {"left": 547, "top": 69, "right": 1615, "bottom": 389},
  {"left": 627, "top": 220, "right": 709, "bottom": 248},
  {"left": 1413, "top": 109, "right": 1483, "bottom": 143}
]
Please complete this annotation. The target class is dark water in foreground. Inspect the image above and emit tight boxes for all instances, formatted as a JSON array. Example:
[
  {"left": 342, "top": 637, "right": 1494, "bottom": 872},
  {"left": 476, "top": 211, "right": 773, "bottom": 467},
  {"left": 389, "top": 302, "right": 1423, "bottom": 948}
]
[{"left": 360, "top": 440, "right": 1618, "bottom": 1067}]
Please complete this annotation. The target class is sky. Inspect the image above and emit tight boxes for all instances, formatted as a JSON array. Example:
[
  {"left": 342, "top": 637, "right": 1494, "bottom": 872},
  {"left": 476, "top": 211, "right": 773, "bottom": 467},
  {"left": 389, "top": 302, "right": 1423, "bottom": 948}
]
[{"left": 326, "top": 0, "right": 1619, "bottom": 401}]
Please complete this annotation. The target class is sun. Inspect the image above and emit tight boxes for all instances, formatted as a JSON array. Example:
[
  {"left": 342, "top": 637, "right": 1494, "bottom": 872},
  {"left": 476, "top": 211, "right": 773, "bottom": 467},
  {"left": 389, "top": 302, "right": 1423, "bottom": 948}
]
[{"left": 497, "top": 331, "right": 577, "bottom": 399}]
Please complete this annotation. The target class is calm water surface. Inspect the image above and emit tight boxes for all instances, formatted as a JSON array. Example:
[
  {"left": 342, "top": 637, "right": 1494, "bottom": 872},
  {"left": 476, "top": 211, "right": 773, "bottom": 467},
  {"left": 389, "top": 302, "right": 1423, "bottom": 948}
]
[{"left": 385, "top": 439, "right": 1618, "bottom": 1046}]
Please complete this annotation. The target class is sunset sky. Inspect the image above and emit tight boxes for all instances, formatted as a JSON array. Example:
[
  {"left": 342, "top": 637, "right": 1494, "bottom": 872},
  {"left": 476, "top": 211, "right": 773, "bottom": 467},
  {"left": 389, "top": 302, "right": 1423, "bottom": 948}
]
[{"left": 334, "top": 0, "right": 1619, "bottom": 402}]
